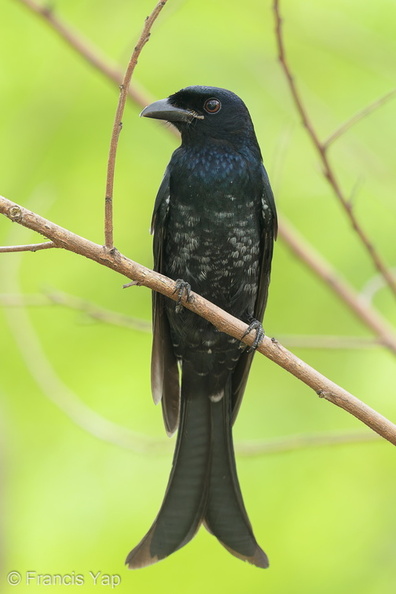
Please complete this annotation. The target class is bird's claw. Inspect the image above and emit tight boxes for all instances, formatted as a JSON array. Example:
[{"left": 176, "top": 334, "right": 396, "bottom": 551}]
[
  {"left": 241, "top": 319, "right": 265, "bottom": 351},
  {"left": 173, "top": 279, "right": 192, "bottom": 313}
]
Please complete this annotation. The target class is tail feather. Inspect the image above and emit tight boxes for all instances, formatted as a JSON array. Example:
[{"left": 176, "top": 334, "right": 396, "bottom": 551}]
[
  {"left": 126, "top": 372, "right": 268, "bottom": 569},
  {"left": 126, "top": 371, "right": 211, "bottom": 569},
  {"left": 204, "top": 386, "right": 269, "bottom": 568}
]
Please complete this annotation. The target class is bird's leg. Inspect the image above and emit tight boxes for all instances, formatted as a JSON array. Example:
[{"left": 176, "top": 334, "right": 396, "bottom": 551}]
[
  {"left": 241, "top": 318, "right": 265, "bottom": 351},
  {"left": 173, "top": 279, "right": 192, "bottom": 313}
]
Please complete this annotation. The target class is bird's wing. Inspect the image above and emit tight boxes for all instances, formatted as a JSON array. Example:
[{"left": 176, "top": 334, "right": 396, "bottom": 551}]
[
  {"left": 230, "top": 165, "right": 277, "bottom": 422},
  {"left": 151, "top": 167, "right": 180, "bottom": 436},
  {"left": 252, "top": 165, "right": 278, "bottom": 322}
]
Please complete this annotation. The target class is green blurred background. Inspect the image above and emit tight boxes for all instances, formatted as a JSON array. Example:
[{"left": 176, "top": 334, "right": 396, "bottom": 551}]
[{"left": 1, "top": 0, "right": 395, "bottom": 592}]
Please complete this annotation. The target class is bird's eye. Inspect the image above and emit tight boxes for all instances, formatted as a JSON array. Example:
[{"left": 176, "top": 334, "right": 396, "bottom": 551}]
[{"left": 203, "top": 98, "right": 221, "bottom": 114}]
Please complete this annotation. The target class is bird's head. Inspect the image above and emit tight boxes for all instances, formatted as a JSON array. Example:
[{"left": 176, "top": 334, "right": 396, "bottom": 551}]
[{"left": 140, "top": 86, "right": 259, "bottom": 148}]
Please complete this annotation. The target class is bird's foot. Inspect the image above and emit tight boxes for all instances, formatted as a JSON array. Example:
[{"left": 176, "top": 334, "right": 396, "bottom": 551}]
[
  {"left": 173, "top": 279, "right": 192, "bottom": 313},
  {"left": 241, "top": 318, "right": 265, "bottom": 351}
]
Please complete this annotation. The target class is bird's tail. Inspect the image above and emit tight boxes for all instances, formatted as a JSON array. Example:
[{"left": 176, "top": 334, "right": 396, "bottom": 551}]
[
  {"left": 204, "top": 381, "right": 269, "bottom": 568},
  {"left": 126, "top": 368, "right": 211, "bottom": 569},
  {"left": 126, "top": 371, "right": 268, "bottom": 569}
]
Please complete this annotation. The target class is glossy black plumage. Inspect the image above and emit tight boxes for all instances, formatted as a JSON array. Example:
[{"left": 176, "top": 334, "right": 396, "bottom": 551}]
[{"left": 126, "top": 86, "right": 277, "bottom": 569}]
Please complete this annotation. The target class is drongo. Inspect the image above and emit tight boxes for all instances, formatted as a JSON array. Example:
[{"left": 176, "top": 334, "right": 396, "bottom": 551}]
[{"left": 126, "top": 86, "right": 277, "bottom": 569}]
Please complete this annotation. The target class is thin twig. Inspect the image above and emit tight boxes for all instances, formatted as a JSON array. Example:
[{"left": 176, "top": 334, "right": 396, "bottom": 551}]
[
  {"left": 46, "top": 289, "right": 151, "bottom": 331},
  {"left": 0, "top": 290, "right": 151, "bottom": 330},
  {"left": 278, "top": 217, "right": 396, "bottom": 353},
  {"left": 323, "top": 88, "right": 396, "bottom": 148},
  {"left": 104, "top": 0, "right": 168, "bottom": 249},
  {"left": 275, "top": 335, "right": 383, "bottom": 350},
  {"left": 273, "top": 0, "right": 396, "bottom": 298},
  {"left": 237, "top": 429, "right": 381, "bottom": 457},
  {"left": 2, "top": 295, "right": 383, "bottom": 454},
  {"left": 0, "top": 292, "right": 386, "bottom": 349},
  {"left": 0, "top": 293, "right": 49, "bottom": 306},
  {"left": 0, "top": 293, "right": 384, "bottom": 349},
  {"left": 0, "top": 241, "right": 56, "bottom": 252},
  {"left": 1, "top": 195, "right": 395, "bottom": 445}
]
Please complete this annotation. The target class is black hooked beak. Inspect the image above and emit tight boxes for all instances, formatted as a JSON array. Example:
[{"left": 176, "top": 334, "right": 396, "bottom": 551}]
[{"left": 140, "top": 98, "right": 204, "bottom": 123}]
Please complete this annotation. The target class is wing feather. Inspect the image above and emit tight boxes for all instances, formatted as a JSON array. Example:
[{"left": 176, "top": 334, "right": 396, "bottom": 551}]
[
  {"left": 231, "top": 165, "right": 277, "bottom": 421},
  {"left": 150, "top": 168, "right": 181, "bottom": 435}
]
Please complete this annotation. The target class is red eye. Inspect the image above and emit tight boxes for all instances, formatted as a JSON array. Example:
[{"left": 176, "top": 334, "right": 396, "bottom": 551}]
[{"left": 203, "top": 98, "right": 221, "bottom": 114}]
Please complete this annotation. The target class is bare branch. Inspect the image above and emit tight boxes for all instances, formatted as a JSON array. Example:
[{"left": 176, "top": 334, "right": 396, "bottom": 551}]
[
  {"left": 0, "top": 241, "right": 56, "bottom": 252},
  {"left": 4, "top": 297, "right": 164, "bottom": 455},
  {"left": 45, "top": 290, "right": 151, "bottom": 332},
  {"left": 6, "top": 299, "right": 380, "bottom": 457},
  {"left": 0, "top": 236, "right": 384, "bottom": 457},
  {"left": 279, "top": 217, "right": 396, "bottom": 353},
  {"left": 273, "top": 0, "right": 396, "bottom": 298},
  {"left": 0, "top": 292, "right": 384, "bottom": 349},
  {"left": 0, "top": 290, "right": 150, "bottom": 330},
  {"left": 105, "top": 0, "right": 168, "bottom": 249},
  {"left": 0, "top": 285, "right": 383, "bottom": 455},
  {"left": 275, "top": 335, "right": 383, "bottom": 350},
  {"left": 323, "top": 88, "right": 396, "bottom": 148},
  {"left": 237, "top": 429, "right": 381, "bottom": 457},
  {"left": 1, "top": 195, "right": 395, "bottom": 445},
  {"left": 15, "top": 0, "right": 152, "bottom": 109},
  {"left": 0, "top": 293, "right": 49, "bottom": 306}
]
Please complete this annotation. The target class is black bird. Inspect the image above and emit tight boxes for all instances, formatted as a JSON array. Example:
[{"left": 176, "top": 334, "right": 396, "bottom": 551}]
[{"left": 126, "top": 86, "right": 277, "bottom": 569}]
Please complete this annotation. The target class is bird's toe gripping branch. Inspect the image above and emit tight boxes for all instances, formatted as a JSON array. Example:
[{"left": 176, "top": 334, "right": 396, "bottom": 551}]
[
  {"left": 241, "top": 318, "right": 265, "bottom": 351},
  {"left": 173, "top": 279, "right": 192, "bottom": 313}
]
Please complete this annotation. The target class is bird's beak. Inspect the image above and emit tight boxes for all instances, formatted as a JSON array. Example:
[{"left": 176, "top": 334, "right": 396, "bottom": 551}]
[{"left": 140, "top": 98, "right": 204, "bottom": 123}]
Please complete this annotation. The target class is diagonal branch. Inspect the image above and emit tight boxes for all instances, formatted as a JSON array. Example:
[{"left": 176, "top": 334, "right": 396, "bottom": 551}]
[
  {"left": 104, "top": 0, "right": 168, "bottom": 249},
  {"left": 0, "top": 292, "right": 388, "bottom": 349},
  {"left": 1, "top": 194, "right": 395, "bottom": 446},
  {"left": 2, "top": 228, "right": 380, "bottom": 457},
  {"left": 15, "top": 0, "right": 151, "bottom": 108},
  {"left": 1, "top": 229, "right": 381, "bottom": 457},
  {"left": 273, "top": 0, "right": 396, "bottom": 298},
  {"left": 237, "top": 429, "right": 381, "bottom": 457},
  {"left": 15, "top": 0, "right": 180, "bottom": 141},
  {"left": 278, "top": 218, "right": 396, "bottom": 353}
]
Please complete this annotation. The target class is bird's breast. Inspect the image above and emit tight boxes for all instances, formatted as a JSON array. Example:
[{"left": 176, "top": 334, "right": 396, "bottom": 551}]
[{"left": 164, "top": 149, "right": 262, "bottom": 314}]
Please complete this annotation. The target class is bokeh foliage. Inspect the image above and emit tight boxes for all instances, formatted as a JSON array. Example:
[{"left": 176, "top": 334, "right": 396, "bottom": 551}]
[{"left": 1, "top": 0, "right": 395, "bottom": 592}]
